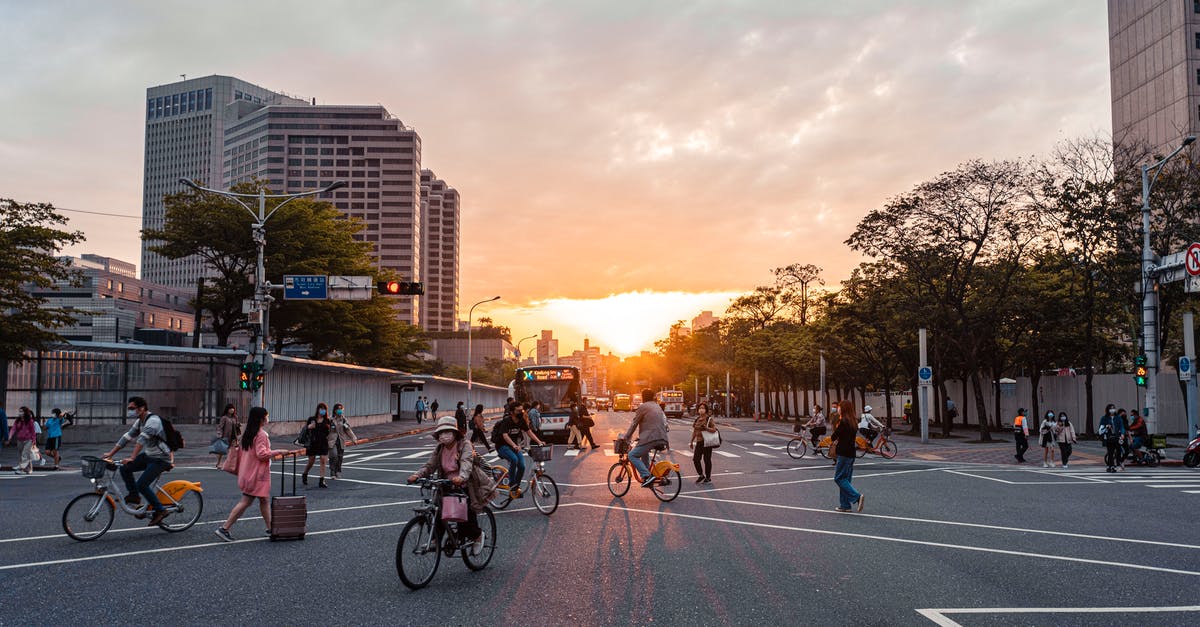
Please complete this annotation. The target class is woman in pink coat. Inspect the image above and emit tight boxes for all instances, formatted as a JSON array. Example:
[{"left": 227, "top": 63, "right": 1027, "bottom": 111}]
[{"left": 215, "top": 407, "right": 287, "bottom": 541}]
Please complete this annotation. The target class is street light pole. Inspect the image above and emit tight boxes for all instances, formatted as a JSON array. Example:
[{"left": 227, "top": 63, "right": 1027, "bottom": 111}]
[
  {"left": 516, "top": 334, "right": 538, "bottom": 364},
  {"left": 179, "top": 178, "right": 346, "bottom": 406},
  {"left": 1139, "top": 135, "right": 1195, "bottom": 434},
  {"left": 466, "top": 296, "right": 501, "bottom": 410}
]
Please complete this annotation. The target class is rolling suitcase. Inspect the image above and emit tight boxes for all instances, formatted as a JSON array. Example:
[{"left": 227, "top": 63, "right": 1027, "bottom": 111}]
[{"left": 270, "top": 453, "right": 307, "bottom": 541}]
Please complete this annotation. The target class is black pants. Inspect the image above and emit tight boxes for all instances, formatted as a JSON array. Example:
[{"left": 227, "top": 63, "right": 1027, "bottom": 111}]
[
  {"left": 470, "top": 428, "right": 491, "bottom": 451},
  {"left": 446, "top": 498, "right": 481, "bottom": 541},
  {"left": 578, "top": 425, "right": 596, "bottom": 447},
  {"left": 1058, "top": 442, "right": 1072, "bottom": 466},
  {"left": 692, "top": 444, "right": 713, "bottom": 479},
  {"left": 1014, "top": 432, "right": 1028, "bottom": 460},
  {"left": 1104, "top": 440, "right": 1121, "bottom": 468},
  {"left": 810, "top": 426, "right": 826, "bottom": 447}
]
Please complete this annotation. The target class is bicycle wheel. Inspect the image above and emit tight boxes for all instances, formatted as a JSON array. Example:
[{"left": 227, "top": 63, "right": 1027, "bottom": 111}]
[
  {"left": 607, "top": 462, "right": 631, "bottom": 497},
  {"left": 877, "top": 439, "right": 897, "bottom": 459},
  {"left": 651, "top": 469, "right": 682, "bottom": 502},
  {"left": 396, "top": 516, "right": 440, "bottom": 590},
  {"left": 531, "top": 474, "right": 559, "bottom": 515},
  {"left": 820, "top": 445, "right": 834, "bottom": 460},
  {"left": 461, "top": 508, "right": 497, "bottom": 571},
  {"left": 158, "top": 490, "right": 203, "bottom": 533},
  {"left": 63, "top": 493, "right": 115, "bottom": 541},
  {"left": 488, "top": 468, "right": 512, "bottom": 509},
  {"left": 786, "top": 438, "right": 808, "bottom": 459},
  {"left": 856, "top": 442, "right": 868, "bottom": 458}
]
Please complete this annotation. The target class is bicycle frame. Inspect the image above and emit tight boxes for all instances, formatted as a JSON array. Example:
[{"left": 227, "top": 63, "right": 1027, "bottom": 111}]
[
  {"left": 91, "top": 463, "right": 202, "bottom": 517},
  {"left": 411, "top": 480, "right": 468, "bottom": 554},
  {"left": 615, "top": 446, "right": 678, "bottom": 481}
]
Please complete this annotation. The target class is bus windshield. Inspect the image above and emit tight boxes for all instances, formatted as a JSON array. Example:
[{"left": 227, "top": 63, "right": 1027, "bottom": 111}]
[{"left": 512, "top": 366, "right": 581, "bottom": 414}]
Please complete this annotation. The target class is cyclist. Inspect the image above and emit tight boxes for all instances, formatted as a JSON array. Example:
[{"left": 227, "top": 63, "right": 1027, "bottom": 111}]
[
  {"left": 1127, "top": 410, "right": 1149, "bottom": 459},
  {"left": 102, "top": 396, "right": 174, "bottom": 527},
  {"left": 408, "top": 416, "right": 490, "bottom": 555},
  {"left": 492, "top": 404, "right": 543, "bottom": 498},
  {"left": 621, "top": 389, "right": 669, "bottom": 488},
  {"left": 858, "top": 405, "right": 885, "bottom": 449},
  {"left": 803, "top": 405, "right": 827, "bottom": 448}
]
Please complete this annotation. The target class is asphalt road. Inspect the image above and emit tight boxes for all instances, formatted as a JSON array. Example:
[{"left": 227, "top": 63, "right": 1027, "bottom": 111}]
[{"left": 2, "top": 411, "right": 1198, "bottom": 626}]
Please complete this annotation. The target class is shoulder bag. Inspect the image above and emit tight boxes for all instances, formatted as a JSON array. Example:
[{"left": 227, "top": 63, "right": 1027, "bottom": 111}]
[
  {"left": 222, "top": 443, "right": 241, "bottom": 475},
  {"left": 701, "top": 419, "right": 721, "bottom": 448}
]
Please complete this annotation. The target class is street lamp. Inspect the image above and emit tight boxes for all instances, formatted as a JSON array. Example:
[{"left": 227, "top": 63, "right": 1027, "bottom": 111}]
[
  {"left": 179, "top": 178, "right": 347, "bottom": 406},
  {"left": 1139, "top": 134, "right": 1196, "bottom": 434},
  {"left": 466, "top": 295, "right": 501, "bottom": 409},
  {"left": 515, "top": 334, "right": 538, "bottom": 362}
]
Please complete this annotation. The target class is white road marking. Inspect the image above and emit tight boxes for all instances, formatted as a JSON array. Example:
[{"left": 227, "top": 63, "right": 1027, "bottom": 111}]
[
  {"left": 697, "top": 467, "right": 945, "bottom": 493},
  {"left": 754, "top": 442, "right": 785, "bottom": 450},
  {"left": 1148, "top": 484, "right": 1200, "bottom": 488},
  {"left": 747, "top": 451, "right": 773, "bottom": 458},
  {"left": 399, "top": 450, "right": 433, "bottom": 460},
  {"left": 916, "top": 606, "right": 1200, "bottom": 626},
  {"left": 942, "top": 470, "right": 1099, "bottom": 485},
  {"left": 564, "top": 449, "right": 579, "bottom": 457},
  {"left": 347, "top": 451, "right": 403, "bottom": 463},
  {"left": 713, "top": 450, "right": 740, "bottom": 458}
]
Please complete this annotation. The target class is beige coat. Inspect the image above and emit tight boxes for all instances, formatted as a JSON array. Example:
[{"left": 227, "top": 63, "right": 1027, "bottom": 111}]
[
  {"left": 327, "top": 417, "right": 357, "bottom": 456},
  {"left": 413, "top": 438, "right": 496, "bottom": 513}
]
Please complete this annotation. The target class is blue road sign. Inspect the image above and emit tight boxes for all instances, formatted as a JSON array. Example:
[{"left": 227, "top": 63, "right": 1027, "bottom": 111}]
[
  {"left": 283, "top": 275, "right": 327, "bottom": 300},
  {"left": 918, "top": 366, "right": 933, "bottom": 385}
]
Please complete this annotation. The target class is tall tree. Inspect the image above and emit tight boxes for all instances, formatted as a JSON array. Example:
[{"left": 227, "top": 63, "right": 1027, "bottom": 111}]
[{"left": 773, "top": 263, "right": 824, "bottom": 325}]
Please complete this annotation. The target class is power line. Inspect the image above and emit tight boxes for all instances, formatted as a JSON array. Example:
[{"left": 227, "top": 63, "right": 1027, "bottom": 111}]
[{"left": 56, "top": 206, "right": 141, "bottom": 219}]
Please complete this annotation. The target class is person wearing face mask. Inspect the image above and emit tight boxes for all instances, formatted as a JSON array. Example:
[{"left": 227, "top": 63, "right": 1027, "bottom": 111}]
[
  {"left": 690, "top": 402, "right": 718, "bottom": 484},
  {"left": 1098, "top": 404, "right": 1126, "bottom": 472},
  {"left": 1054, "top": 412, "right": 1077, "bottom": 468},
  {"left": 102, "top": 397, "right": 174, "bottom": 526},
  {"left": 214, "top": 407, "right": 290, "bottom": 542},
  {"left": 213, "top": 404, "right": 240, "bottom": 469},
  {"left": 1039, "top": 410, "right": 1058, "bottom": 468},
  {"left": 407, "top": 417, "right": 494, "bottom": 556},
  {"left": 302, "top": 403, "right": 332, "bottom": 488},
  {"left": 327, "top": 403, "right": 357, "bottom": 480}
]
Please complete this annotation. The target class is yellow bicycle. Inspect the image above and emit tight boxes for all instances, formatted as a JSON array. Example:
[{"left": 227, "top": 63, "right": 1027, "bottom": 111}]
[{"left": 607, "top": 439, "right": 681, "bottom": 502}]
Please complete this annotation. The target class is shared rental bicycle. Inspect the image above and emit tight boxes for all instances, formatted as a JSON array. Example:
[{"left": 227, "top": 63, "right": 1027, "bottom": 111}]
[
  {"left": 607, "top": 438, "right": 682, "bottom": 502},
  {"left": 787, "top": 428, "right": 897, "bottom": 459},
  {"left": 488, "top": 444, "right": 559, "bottom": 515},
  {"left": 62, "top": 456, "right": 205, "bottom": 541},
  {"left": 396, "top": 478, "right": 497, "bottom": 590}
]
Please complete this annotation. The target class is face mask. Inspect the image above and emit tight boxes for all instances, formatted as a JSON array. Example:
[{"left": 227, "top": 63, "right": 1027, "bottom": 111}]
[
  {"left": 319, "top": 409, "right": 327, "bottom": 417},
  {"left": 1108, "top": 409, "right": 1115, "bottom": 415},
  {"left": 335, "top": 409, "right": 343, "bottom": 416},
  {"left": 126, "top": 409, "right": 138, "bottom": 419},
  {"left": 438, "top": 432, "right": 455, "bottom": 444}
]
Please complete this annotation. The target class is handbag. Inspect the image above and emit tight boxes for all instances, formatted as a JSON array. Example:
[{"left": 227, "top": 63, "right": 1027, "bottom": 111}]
[
  {"left": 701, "top": 429, "right": 721, "bottom": 448},
  {"left": 208, "top": 436, "right": 230, "bottom": 455},
  {"left": 293, "top": 423, "right": 311, "bottom": 447},
  {"left": 30, "top": 444, "right": 42, "bottom": 462},
  {"left": 580, "top": 416, "right": 595, "bottom": 428},
  {"left": 221, "top": 444, "right": 241, "bottom": 475},
  {"left": 441, "top": 494, "right": 469, "bottom": 522}
]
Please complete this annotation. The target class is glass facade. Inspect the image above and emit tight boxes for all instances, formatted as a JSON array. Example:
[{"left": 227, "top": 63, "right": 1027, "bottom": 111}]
[{"left": 146, "top": 88, "right": 215, "bottom": 119}]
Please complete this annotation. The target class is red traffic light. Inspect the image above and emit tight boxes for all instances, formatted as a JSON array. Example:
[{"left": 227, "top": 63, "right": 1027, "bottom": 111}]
[
  {"left": 382, "top": 281, "right": 401, "bottom": 294},
  {"left": 376, "top": 281, "right": 424, "bottom": 295}
]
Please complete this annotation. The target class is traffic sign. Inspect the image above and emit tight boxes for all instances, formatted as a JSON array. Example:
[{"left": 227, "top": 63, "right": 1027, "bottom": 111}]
[
  {"left": 1181, "top": 356, "right": 1194, "bottom": 382},
  {"left": 918, "top": 366, "right": 933, "bottom": 387},
  {"left": 283, "top": 275, "right": 328, "bottom": 300},
  {"left": 1187, "top": 243, "right": 1200, "bottom": 276},
  {"left": 328, "top": 275, "right": 374, "bottom": 301}
]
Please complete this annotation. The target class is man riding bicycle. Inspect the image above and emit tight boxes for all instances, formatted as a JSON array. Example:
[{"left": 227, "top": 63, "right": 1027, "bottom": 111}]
[
  {"left": 102, "top": 396, "right": 174, "bottom": 526},
  {"left": 803, "top": 405, "right": 827, "bottom": 448},
  {"left": 621, "top": 389, "right": 669, "bottom": 488},
  {"left": 858, "top": 405, "right": 885, "bottom": 449}
]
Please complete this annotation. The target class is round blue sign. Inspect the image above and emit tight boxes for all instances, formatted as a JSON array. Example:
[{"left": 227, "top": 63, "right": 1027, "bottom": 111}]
[
  {"left": 918, "top": 366, "right": 933, "bottom": 381},
  {"left": 1181, "top": 357, "right": 1192, "bottom": 373}
]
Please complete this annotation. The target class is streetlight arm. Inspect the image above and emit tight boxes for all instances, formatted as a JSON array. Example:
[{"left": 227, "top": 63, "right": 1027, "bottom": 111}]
[
  {"left": 177, "top": 178, "right": 346, "bottom": 200},
  {"left": 179, "top": 178, "right": 258, "bottom": 220}
]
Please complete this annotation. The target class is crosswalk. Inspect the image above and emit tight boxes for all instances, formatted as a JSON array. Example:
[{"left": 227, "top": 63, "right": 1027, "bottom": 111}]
[{"left": 1060, "top": 469, "right": 1200, "bottom": 495}]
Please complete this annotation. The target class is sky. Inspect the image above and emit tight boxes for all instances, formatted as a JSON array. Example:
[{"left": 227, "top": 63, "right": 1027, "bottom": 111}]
[{"left": 0, "top": 1, "right": 1113, "bottom": 357}]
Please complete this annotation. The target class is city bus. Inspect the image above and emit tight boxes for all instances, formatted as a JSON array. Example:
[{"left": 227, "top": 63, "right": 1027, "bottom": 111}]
[
  {"left": 508, "top": 365, "right": 581, "bottom": 443},
  {"left": 657, "top": 390, "right": 685, "bottom": 418},
  {"left": 612, "top": 393, "right": 632, "bottom": 412}
]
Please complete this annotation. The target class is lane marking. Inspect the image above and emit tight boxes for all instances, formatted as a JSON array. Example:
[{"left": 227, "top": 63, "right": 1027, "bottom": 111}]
[
  {"left": 713, "top": 451, "right": 740, "bottom": 458},
  {"left": 675, "top": 494, "right": 1200, "bottom": 550},
  {"left": 568, "top": 502, "right": 1200, "bottom": 578},
  {"left": 696, "top": 467, "right": 944, "bottom": 493},
  {"left": 916, "top": 606, "right": 1200, "bottom": 626},
  {"left": 564, "top": 449, "right": 580, "bottom": 457},
  {"left": 747, "top": 452, "right": 774, "bottom": 458},
  {"left": 942, "top": 470, "right": 1099, "bottom": 485},
  {"left": 754, "top": 442, "right": 785, "bottom": 451},
  {"left": 348, "top": 451, "right": 401, "bottom": 463},
  {"left": 399, "top": 451, "right": 433, "bottom": 460}
]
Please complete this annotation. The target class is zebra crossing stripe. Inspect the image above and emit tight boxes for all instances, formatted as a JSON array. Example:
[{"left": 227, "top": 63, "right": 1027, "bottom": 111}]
[{"left": 713, "top": 450, "right": 740, "bottom": 458}]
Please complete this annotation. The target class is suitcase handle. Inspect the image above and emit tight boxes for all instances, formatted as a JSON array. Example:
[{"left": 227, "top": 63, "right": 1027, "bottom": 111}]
[{"left": 280, "top": 450, "right": 299, "bottom": 497}]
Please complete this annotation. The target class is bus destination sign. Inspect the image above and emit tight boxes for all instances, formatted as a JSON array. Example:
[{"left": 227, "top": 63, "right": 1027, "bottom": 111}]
[{"left": 522, "top": 368, "right": 577, "bottom": 381}]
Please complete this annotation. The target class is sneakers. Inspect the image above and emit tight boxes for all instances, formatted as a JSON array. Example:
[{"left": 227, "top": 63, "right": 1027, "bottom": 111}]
[
  {"left": 640, "top": 475, "right": 658, "bottom": 488},
  {"left": 214, "top": 527, "right": 234, "bottom": 542},
  {"left": 1042, "top": 462, "right": 1049, "bottom": 468},
  {"left": 694, "top": 476, "right": 705, "bottom": 484},
  {"left": 835, "top": 507, "right": 851, "bottom": 512},
  {"left": 1061, "top": 464, "right": 1069, "bottom": 469},
  {"left": 471, "top": 532, "right": 486, "bottom": 556},
  {"left": 856, "top": 495, "right": 866, "bottom": 512},
  {"left": 147, "top": 509, "right": 170, "bottom": 526},
  {"left": 510, "top": 487, "right": 523, "bottom": 499},
  {"left": 265, "top": 529, "right": 272, "bottom": 537}
]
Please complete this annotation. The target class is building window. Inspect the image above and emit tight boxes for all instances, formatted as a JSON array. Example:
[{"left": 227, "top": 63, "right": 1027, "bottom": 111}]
[
  {"left": 1195, "top": 0, "right": 1199, "bottom": 13},
  {"left": 1195, "top": 32, "right": 1200, "bottom": 49}
]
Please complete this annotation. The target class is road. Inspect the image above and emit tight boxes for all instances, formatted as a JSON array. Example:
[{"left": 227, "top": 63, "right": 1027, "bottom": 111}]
[{"left": 1, "top": 411, "right": 1198, "bottom": 626}]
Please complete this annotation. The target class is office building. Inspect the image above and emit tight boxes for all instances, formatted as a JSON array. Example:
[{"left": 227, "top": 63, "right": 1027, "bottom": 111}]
[
  {"left": 558, "top": 338, "right": 608, "bottom": 397},
  {"left": 536, "top": 330, "right": 559, "bottom": 365},
  {"left": 141, "top": 75, "right": 307, "bottom": 288},
  {"left": 420, "top": 170, "right": 460, "bottom": 331},
  {"left": 426, "top": 337, "right": 517, "bottom": 369},
  {"left": 1108, "top": 0, "right": 1200, "bottom": 150},
  {"left": 692, "top": 311, "right": 719, "bottom": 332}
]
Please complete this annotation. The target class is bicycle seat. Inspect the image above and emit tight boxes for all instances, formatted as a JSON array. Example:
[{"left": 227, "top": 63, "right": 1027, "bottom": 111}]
[{"left": 652, "top": 443, "right": 668, "bottom": 452}]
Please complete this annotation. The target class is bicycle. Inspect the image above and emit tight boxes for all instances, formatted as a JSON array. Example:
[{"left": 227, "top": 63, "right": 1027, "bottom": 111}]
[
  {"left": 395, "top": 477, "right": 496, "bottom": 590},
  {"left": 607, "top": 439, "right": 682, "bottom": 502},
  {"left": 487, "top": 444, "right": 559, "bottom": 515},
  {"left": 787, "top": 427, "right": 827, "bottom": 459},
  {"left": 866, "top": 428, "right": 898, "bottom": 459},
  {"left": 62, "top": 455, "right": 204, "bottom": 541}
]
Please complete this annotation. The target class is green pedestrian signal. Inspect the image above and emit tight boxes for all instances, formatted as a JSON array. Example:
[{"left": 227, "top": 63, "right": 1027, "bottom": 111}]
[
  {"left": 1134, "top": 364, "right": 1148, "bottom": 387},
  {"left": 240, "top": 362, "right": 264, "bottom": 391}
]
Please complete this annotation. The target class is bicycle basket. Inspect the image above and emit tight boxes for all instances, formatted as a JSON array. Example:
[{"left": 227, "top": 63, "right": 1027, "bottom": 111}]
[
  {"left": 81, "top": 456, "right": 107, "bottom": 479},
  {"left": 528, "top": 445, "right": 553, "bottom": 462},
  {"left": 613, "top": 439, "right": 631, "bottom": 455}
]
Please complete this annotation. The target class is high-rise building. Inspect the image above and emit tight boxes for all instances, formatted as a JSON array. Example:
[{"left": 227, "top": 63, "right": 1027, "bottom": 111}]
[
  {"left": 536, "top": 330, "right": 559, "bottom": 365},
  {"left": 692, "top": 310, "right": 718, "bottom": 331},
  {"left": 558, "top": 338, "right": 608, "bottom": 397},
  {"left": 420, "top": 170, "right": 460, "bottom": 331},
  {"left": 141, "top": 75, "right": 307, "bottom": 288},
  {"left": 1108, "top": 1, "right": 1200, "bottom": 150},
  {"left": 222, "top": 104, "right": 425, "bottom": 325}
]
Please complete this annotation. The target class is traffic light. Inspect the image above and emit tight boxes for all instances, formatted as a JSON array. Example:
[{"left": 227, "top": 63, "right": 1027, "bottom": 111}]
[
  {"left": 377, "top": 280, "right": 424, "bottom": 295},
  {"left": 240, "top": 362, "right": 264, "bottom": 391},
  {"left": 1134, "top": 364, "right": 1149, "bottom": 387},
  {"left": 1135, "top": 354, "right": 1147, "bottom": 367}
]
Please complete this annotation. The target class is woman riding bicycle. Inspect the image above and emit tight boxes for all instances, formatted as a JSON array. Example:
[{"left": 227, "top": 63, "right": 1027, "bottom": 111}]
[
  {"left": 407, "top": 417, "right": 494, "bottom": 555},
  {"left": 492, "top": 404, "right": 544, "bottom": 498}
]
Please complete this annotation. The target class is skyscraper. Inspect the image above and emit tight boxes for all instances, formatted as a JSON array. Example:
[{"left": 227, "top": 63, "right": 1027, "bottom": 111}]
[
  {"left": 141, "top": 75, "right": 306, "bottom": 288},
  {"left": 1108, "top": 0, "right": 1200, "bottom": 150},
  {"left": 536, "top": 330, "right": 559, "bottom": 365},
  {"left": 420, "top": 169, "right": 460, "bottom": 332}
]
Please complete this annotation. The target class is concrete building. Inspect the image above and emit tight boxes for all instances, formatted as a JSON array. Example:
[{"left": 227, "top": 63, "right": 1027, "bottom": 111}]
[
  {"left": 28, "top": 255, "right": 195, "bottom": 344},
  {"left": 692, "top": 311, "right": 719, "bottom": 332},
  {"left": 141, "top": 75, "right": 307, "bottom": 288},
  {"left": 558, "top": 338, "right": 608, "bottom": 397},
  {"left": 536, "top": 330, "right": 559, "bottom": 365},
  {"left": 222, "top": 104, "right": 424, "bottom": 325},
  {"left": 419, "top": 170, "right": 460, "bottom": 332},
  {"left": 426, "top": 338, "right": 517, "bottom": 369},
  {"left": 1108, "top": 0, "right": 1200, "bottom": 150}
]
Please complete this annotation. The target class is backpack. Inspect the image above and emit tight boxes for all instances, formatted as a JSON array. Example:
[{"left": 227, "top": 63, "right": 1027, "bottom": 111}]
[{"left": 154, "top": 414, "right": 186, "bottom": 451}]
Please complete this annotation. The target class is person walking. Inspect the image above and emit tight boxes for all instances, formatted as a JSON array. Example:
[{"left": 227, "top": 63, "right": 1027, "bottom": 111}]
[
  {"left": 528, "top": 401, "right": 542, "bottom": 433},
  {"left": 566, "top": 402, "right": 584, "bottom": 450},
  {"left": 7, "top": 407, "right": 38, "bottom": 475},
  {"left": 469, "top": 404, "right": 491, "bottom": 452},
  {"left": 43, "top": 408, "right": 71, "bottom": 468},
  {"left": 1039, "top": 410, "right": 1057, "bottom": 468},
  {"left": 575, "top": 400, "right": 598, "bottom": 449},
  {"left": 1098, "top": 404, "right": 1126, "bottom": 472},
  {"left": 690, "top": 402, "right": 717, "bottom": 484},
  {"left": 214, "top": 404, "right": 239, "bottom": 470},
  {"left": 1054, "top": 412, "right": 1077, "bottom": 468},
  {"left": 301, "top": 403, "right": 332, "bottom": 488},
  {"left": 328, "top": 403, "right": 357, "bottom": 480},
  {"left": 831, "top": 400, "right": 864, "bottom": 512},
  {"left": 430, "top": 399, "right": 440, "bottom": 421},
  {"left": 1012, "top": 408, "right": 1029, "bottom": 463},
  {"left": 454, "top": 402, "right": 468, "bottom": 435},
  {"left": 1116, "top": 408, "right": 1132, "bottom": 466},
  {"left": 0, "top": 405, "right": 8, "bottom": 445},
  {"left": 214, "top": 407, "right": 289, "bottom": 542},
  {"left": 415, "top": 397, "right": 426, "bottom": 423}
]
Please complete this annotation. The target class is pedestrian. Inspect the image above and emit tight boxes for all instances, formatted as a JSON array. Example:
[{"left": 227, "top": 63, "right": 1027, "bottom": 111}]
[
  {"left": 301, "top": 402, "right": 331, "bottom": 488},
  {"left": 1099, "top": 404, "right": 1123, "bottom": 472},
  {"left": 831, "top": 399, "right": 864, "bottom": 512},
  {"left": 215, "top": 407, "right": 289, "bottom": 542},
  {"left": 214, "top": 404, "right": 239, "bottom": 470},
  {"left": 566, "top": 402, "right": 584, "bottom": 450},
  {"left": 430, "top": 399, "right": 440, "bottom": 421},
  {"left": 102, "top": 397, "right": 175, "bottom": 526},
  {"left": 454, "top": 401, "right": 468, "bottom": 435},
  {"left": 527, "top": 401, "right": 542, "bottom": 433},
  {"left": 1039, "top": 410, "right": 1057, "bottom": 468},
  {"left": 902, "top": 400, "right": 912, "bottom": 424},
  {"left": 1054, "top": 412, "right": 1077, "bottom": 468},
  {"left": 7, "top": 407, "right": 38, "bottom": 475},
  {"left": 1012, "top": 407, "right": 1029, "bottom": 463},
  {"left": 415, "top": 397, "right": 426, "bottom": 423},
  {"left": 574, "top": 398, "right": 598, "bottom": 449},
  {"left": 328, "top": 403, "right": 357, "bottom": 480},
  {"left": 690, "top": 401, "right": 717, "bottom": 484},
  {"left": 407, "top": 416, "right": 492, "bottom": 555},
  {"left": 469, "top": 404, "right": 492, "bottom": 452},
  {"left": 0, "top": 405, "right": 8, "bottom": 444},
  {"left": 1117, "top": 408, "right": 1132, "bottom": 465},
  {"left": 42, "top": 408, "right": 71, "bottom": 468}
]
